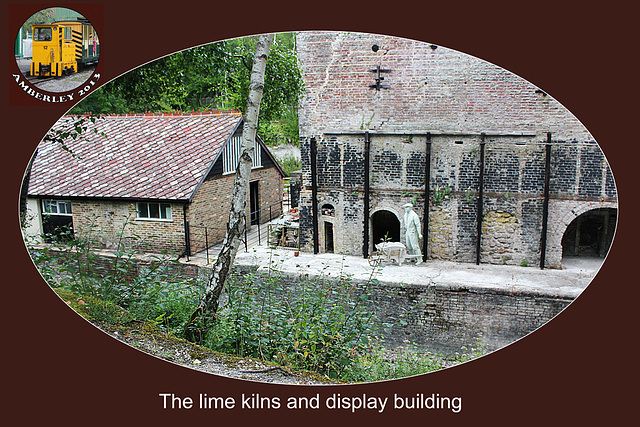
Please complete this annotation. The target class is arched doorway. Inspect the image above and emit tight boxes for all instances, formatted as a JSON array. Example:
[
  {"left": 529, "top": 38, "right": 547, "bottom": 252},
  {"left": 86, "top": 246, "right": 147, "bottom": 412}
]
[
  {"left": 371, "top": 210, "right": 401, "bottom": 247},
  {"left": 561, "top": 208, "right": 617, "bottom": 259}
]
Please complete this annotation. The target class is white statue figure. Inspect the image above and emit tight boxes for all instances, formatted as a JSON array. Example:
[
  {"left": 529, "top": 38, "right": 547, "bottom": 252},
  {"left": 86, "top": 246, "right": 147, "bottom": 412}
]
[{"left": 403, "top": 203, "right": 423, "bottom": 264}]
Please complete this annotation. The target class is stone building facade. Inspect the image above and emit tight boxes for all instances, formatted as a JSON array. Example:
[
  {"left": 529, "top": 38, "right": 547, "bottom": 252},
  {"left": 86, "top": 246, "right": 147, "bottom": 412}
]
[
  {"left": 296, "top": 31, "right": 617, "bottom": 268},
  {"left": 25, "top": 111, "right": 285, "bottom": 255}
]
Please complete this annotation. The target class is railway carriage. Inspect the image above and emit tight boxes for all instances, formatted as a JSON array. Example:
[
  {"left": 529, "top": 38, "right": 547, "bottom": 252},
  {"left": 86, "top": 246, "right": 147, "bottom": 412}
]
[{"left": 31, "top": 19, "right": 99, "bottom": 78}]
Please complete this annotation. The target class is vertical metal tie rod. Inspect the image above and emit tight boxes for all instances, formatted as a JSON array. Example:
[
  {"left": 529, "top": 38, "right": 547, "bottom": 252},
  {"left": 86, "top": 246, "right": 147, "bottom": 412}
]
[
  {"left": 540, "top": 132, "right": 552, "bottom": 269},
  {"left": 475, "top": 133, "right": 486, "bottom": 265},
  {"left": 363, "top": 131, "right": 371, "bottom": 258},
  {"left": 310, "top": 137, "right": 319, "bottom": 254},
  {"left": 422, "top": 133, "right": 432, "bottom": 262}
]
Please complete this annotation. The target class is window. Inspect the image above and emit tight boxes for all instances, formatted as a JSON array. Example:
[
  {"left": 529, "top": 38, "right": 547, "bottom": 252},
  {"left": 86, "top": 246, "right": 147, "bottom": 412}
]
[
  {"left": 63, "top": 27, "right": 71, "bottom": 41},
  {"left": 222, "top": 136, "right": 262, "bottom": 174},
  {"left": 34, "top": 27, "right": 52, "bottom": 41},
  {"left": 137, "top": 202, "right": 172, "bottom": 220},
  {"left": 42, "top": 200, "right": 72, "bottom": 215}
]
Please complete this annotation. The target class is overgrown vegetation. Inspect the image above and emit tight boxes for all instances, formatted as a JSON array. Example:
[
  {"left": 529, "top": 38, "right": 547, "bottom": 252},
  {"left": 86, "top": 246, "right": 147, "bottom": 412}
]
[
  {"left": 26, "top": 223, "right": 480, "bottom": 382},
  {"left": 277, "top": 154, "right": 302, "bottom": 176},
  {"left": 28, "top": 220, "right": 203, "bottom": 334},
  {"left": 433, "top": 185, "right": 452, "bottom": 205}
]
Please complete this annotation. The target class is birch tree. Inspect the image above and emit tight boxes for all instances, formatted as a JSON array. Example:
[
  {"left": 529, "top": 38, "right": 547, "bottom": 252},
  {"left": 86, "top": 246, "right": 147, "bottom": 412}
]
[{"left": 186, "top": 33, "right": 274, "bottom": 343}]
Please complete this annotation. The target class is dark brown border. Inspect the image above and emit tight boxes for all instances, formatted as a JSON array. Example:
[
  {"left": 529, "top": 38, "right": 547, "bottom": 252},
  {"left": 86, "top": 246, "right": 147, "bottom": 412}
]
[{"left": 4, "top": 1, "right": 636, "bottom": 424}]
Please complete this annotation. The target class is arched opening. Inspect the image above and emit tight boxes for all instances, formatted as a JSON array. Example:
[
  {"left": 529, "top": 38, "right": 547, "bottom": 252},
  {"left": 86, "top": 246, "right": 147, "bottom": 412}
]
[
  {"left": 561, "top": 208, "right": 617, "bottom": 265},
  {"left": 321, "top": 203, "right": 335, "bottom": 217},
  {"left": 371, "top": 210, "right": 401, "bottom": 246}
]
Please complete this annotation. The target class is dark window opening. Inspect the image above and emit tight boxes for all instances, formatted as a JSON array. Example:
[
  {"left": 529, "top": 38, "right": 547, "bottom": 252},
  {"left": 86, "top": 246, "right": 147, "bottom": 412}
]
[
  {"left": 321, "top": 204, "right": 335, "bottom": 217},
  {"left": 41, "top": 199, "right": 73, "bottom": 242},
  {"left": 34, "top": 27, "right": 53, "bottom": 41}
]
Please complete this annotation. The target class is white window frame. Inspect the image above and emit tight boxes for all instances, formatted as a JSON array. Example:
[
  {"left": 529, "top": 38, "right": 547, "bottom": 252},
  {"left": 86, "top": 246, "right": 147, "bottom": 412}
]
[
  {"left": 136, "top": 202, "right": 172, "bottom": 222},
  {"left": 41, "top": 199, "right": 72, "bottom": 216},
  {"left": 222, "top": 136, "right": 262, "bottom": 175}
]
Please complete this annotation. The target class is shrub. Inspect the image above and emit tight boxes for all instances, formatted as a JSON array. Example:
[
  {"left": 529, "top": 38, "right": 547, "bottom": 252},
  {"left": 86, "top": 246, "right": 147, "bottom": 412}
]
[{"left": 205, "top": 261, "right": 381, "bottom": 378}]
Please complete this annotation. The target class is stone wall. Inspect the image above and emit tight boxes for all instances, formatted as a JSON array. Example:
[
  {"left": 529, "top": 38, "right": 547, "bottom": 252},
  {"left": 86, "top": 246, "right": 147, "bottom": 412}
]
[
  {"left": 71, "top": 200, "right": 186, "bottom": 254},
  {"left": 79, "top": 252, "right": 572, "bottom": 356},
  {"left": 296, "top": 31, "right": 618, "bottom": 267},
  {"left": 67, "top": 166, "right": 283, "bottom": 255}
]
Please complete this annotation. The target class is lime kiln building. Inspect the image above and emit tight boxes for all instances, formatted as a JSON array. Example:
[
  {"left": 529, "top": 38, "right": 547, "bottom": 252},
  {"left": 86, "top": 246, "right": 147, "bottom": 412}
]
[{"left": 295, "top": 31, "right": 617, "bottom": 269}]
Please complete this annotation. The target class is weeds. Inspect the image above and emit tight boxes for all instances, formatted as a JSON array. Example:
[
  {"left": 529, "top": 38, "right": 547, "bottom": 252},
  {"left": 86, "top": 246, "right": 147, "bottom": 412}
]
[
  {"left": 277, "top": 155, "right": 302, "bottom": 176},
  {"left": 27, "top": 216, "right": 202, "bottom": 334},
  {"left": 26, "top": 221, "right": 482, "bottom": 382},
  {"left": 206, "top": 260, "right": 383, "bottom": 379}
]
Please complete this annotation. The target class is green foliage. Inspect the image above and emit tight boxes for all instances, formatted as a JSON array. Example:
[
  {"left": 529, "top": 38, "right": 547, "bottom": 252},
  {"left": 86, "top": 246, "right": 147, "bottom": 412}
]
[
  {"left": 341, "top": 341, "right": 445, "bottom": 382},
  {"left": 465, "top": 186, "right": 475, "bottom": 204},
  {"left": 26, "top": 220, "right": 478, "bottom": 382},
  {"left": 432, "top": 185, "right": 452, "bottom": 205},
  {"left": 27, "top": 217, "right": 202, "bottom": 333},
  {"left": 259, "top": 105, "right": 300, "bottom": 146},
  {"left": 205, "top": 257, "right": 382, "bottom": 379},
  {"left": 277, "top": 155, "right": 302, "bottom": 177},
  {"left": 69, "top": 33, "right": 305, "bottom": 146}
]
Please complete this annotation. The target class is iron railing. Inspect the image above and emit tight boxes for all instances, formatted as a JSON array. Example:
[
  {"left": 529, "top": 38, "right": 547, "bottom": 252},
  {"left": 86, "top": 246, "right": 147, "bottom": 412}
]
[{"left": 185, "top": 200, "right": 291, "bottom": 263}]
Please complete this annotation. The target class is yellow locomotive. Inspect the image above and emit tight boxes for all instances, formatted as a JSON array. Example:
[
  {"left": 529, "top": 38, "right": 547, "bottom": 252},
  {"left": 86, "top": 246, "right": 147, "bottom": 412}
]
[{"left": 31, "top": 19, "right": 99, "bottom": 78}]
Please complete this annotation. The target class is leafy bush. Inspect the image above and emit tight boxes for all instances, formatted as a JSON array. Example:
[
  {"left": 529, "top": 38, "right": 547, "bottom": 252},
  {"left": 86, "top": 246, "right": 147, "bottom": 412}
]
[
  {"left": 277, "top": 155, "right": 301, "bottom": 177},
  {"left": 27, "top": 217, "right": 202, "bottom": 334},
  {"left": 205, "top": 262, "right": 381, "bottom": 379},
  {"left": 26, "top": 222, "right": 478, "bottom": 382}
]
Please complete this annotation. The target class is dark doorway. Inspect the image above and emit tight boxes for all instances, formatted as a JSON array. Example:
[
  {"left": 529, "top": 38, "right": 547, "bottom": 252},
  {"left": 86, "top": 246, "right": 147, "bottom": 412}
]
[
  {"left": 371, "top": 210, "right": 400, "bottom": 247},
  {"left": 250, "top": 180, "right": 259, "bottom": 225},
  {"left": 562, "top": 208, "right": 617, "bottom": 258},
  {"left": 324, "top": 222, "right": 334, "bottom": 253}
]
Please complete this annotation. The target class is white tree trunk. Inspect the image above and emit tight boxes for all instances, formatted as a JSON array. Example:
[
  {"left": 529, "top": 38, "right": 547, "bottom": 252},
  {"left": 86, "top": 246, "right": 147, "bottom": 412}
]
[{"left": 187, "top": 33, "right": 274, "bottom": 340}]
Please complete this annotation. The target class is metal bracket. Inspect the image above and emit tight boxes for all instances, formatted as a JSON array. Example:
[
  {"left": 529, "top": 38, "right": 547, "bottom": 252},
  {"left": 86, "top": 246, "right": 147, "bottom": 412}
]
[{"left": 369, "top": 65, "right": 390, "bottom": 90}]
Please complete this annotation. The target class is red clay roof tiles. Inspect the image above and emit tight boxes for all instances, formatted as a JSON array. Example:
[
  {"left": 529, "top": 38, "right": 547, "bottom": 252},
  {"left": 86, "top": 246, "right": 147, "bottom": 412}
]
[{"left": 28, "top": 110, "right": 243, "bottom": 201}]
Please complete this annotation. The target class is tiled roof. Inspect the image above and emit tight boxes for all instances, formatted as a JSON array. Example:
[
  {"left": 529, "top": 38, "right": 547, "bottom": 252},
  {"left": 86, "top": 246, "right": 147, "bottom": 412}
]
[{"left": 28, "top": 110, "right": 243, "bottom": 201}]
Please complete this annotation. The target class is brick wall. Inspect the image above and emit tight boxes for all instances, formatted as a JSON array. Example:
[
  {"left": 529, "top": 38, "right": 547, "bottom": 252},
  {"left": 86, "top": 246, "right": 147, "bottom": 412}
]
[
  {"left": 296, "top": 31, "right": 618, "bottom": 267},
  {"left": 186, "top": 166, "right": 283, "bottom": 253},
  {"left": 71, "top": 200, "right": 186, "bottom": 254},
  {"left": 77, "top": 253, "right": 573, "bottom": 356}
]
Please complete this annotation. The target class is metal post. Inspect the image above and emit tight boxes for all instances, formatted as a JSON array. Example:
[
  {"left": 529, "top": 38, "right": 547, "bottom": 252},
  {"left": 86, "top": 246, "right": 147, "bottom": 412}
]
[
  {"left": 422, "top": 133, "right": 432, "bottom": 262},
  {"left": 184, "top": 219, "right": 191, "bottom": 259},
  {"left": 204, "top": 226, "right": 209, "bottom": 264},
  {"left": 476, "top": 133, "right": 486, "bottom": 265},
  {"left": 363, "top": 131, "right": 371, "bottom": 258},
  {"left": 310, "top": 137, "right": 319, "bottom": 254},
  {"left": 244, "top": 217, "right": 248, "bottom": 252},
  {"left": 540, "top": 133, "right": 552, "bottom": 269}
]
